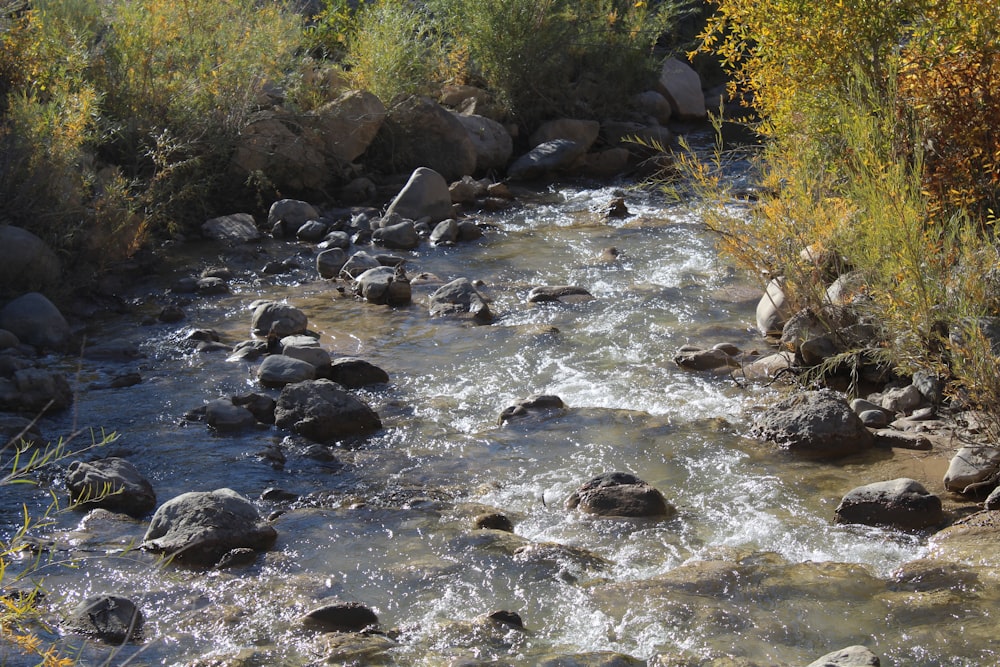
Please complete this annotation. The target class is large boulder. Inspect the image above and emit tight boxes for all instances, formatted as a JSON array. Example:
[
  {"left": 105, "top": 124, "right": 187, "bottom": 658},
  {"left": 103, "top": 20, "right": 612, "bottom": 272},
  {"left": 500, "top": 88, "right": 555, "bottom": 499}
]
[
  {"left": 507, "top": 140, "right": 587, "bottom": 181},
  {"left": 943, "top": 445, "right": 1000, "bottom": 494},
  {"left": 274, "top": 379, "right": 382, "bottom": 443},
  {"left": 428, "top": 278, "right": 493, "bottom": 323},
  {"left": 453, "top": 113, "right": 513, "bottom": 172},
  {"left": 833, "top": 478, "right": 943, "bottom": 530},
  {"left": 565, "top": 472, "right": 676, "bottom": 519},
  {"left": 142, "top": 488, "right": 277, "bottom": 566},
  {"left": 201, "top": 213, "right": 260, "bottom": 243},
  {"left": 529, "top": 119, "right": 600, "bottom": 151},
  {"left": 250, "top": 301, "right": 308, "bottom": 337},
  {"left": 752, "top": 389, "right": 875, "bottom": 458},
  {"left": 383, "top": 167, "right": 453, "bottom": 224},
  {"left": 0, "top": 292, "right": 71, "bottom": 351},
  {"left": 66, "top": 457, "right": 156, "bottom": 518},
  {"left": 0, "top": 226, "right": 60, "bottom": 295},
  {"left": 655, "top": 57, "right": 707, "bottom": 121},
  {"left": 371, "top": 95, "right": 476, "bottom": 181},
  {"left": 231, "top": 111, "right": 329, "bottom": 193},
  {"left": 308, "top": 90, "right": 386, "bottom": 166}
]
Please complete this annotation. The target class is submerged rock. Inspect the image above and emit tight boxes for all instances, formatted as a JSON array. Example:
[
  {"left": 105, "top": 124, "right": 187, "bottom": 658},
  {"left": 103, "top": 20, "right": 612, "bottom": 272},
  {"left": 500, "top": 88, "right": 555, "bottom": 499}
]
[
  {"left": 64, "top": 595, "right": 143, "bottom": 643},
  {"left": 302, "top": 601, "right": 379, "bottom": 632},
  {"left": 142, "top": 488, "right": 277, "bottom": 566},
  {"left": 565, "top": 472, "right": 676, "bottom": 519},
  {"left": 527, "top": 285, "right": 594, "bottom": 304},
  {"left": 498, "top": 395, "right": 566, "bottom": 424}
]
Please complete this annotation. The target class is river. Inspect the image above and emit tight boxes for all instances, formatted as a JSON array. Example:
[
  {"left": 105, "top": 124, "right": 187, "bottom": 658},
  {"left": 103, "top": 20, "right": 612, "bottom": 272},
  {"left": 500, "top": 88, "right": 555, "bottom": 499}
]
[{"left": 2, "top": 176, "right": 997, "bottom": 666}]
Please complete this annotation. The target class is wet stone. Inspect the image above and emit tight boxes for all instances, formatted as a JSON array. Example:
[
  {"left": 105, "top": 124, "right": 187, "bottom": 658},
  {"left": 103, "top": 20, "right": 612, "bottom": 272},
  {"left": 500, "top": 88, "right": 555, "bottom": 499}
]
[
  {"left": 302, "top": 601, "right": 379, "bottom": 632},
  {"left": 565, "top": 472, "right": 675, "bottom": 519},
  {"left": 474, "top": 512, "right": 514, "bottom": 532},
  {"left": 64, "top": 594, "right": 144, "bottom": 643},
  {"left": 66, "top": 457, "right": 156, "bottom": 518}
]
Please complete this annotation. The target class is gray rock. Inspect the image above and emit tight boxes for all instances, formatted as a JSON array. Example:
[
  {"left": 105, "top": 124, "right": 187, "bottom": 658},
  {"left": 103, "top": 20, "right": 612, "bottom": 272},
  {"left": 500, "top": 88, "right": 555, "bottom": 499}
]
[
  {"left": 655, "top": 57, "right": 706, "bottom": 120},
  {"left": 258, "top": 355, "right": 316, "bottom": 388},
  {"left": 267, "top": 199, "right": 320, "bottom": 235},
  {"left": 296, "top": 219, "right": 329, "bottom": 243},
  {"left": 454, "top": 113, "right": 513, "bottom": 172},
  {"left": 456, "top": 220, "right": 484, "bottom": 241},
  {"left": 340, "top": 251, "right": 381, "bottom": 279},
  {"left": 858, "top": 410, "right": 890, "bottom": 428},
  {"left": 0, "top": 226, "right": 60, "bottom": 294},
  {"left": 632, "top": 90, "right": 672, "bottom": 124},
  {"left": 507, "top": 139, "right": 587, "bottom": 181},
  {"left": 599, "top": 120, "right": 673, "bottom": 157},
  {"left": 527, "top": 285, "right": 594, "bottom": 304},
  {"left": 871, "top": 429, "right": 933, "bottom": 450},
  {"left": 283, "top": 343, "right": 331, "bottom": 369},
  {"left": 755, "top": 278, "right": 788, "bottom": 336},
  {"left": 142, "top": 488, "right": 277, "bottom": 566},
  {"left": 752, "top": 389, "right": 875, "bottom": 458},
  {"left": 321, "top": 230, "right": 351, "bottom": 249},
  {"left": 274, "top": 379, "right": 382, "bottom": 443},
  {"left": 0, "top": 367, "right": 73, "bottom": 413},
  {"left": 232, "top": 393, "right": 276, "bottom": 424},
  {"left": 834, "top": 478, "right": 943, "bottom": 530},
  {"left": 985, "top": 486, "right": 1000, "bottom": 510},
  {"left": 673, "top": 346, "right": 735, "bottom": 371},
  {"left": 565, "top": 472, "right": 676, "bottom": 519},
  {"left": 944, "top": 445, "right": 1000, "bottom": 494},
  {"left": 203, "top": 398, "right": 258, "bottom": 432},
  {"left": 912, "top": 369, "right": 943, "bottom": 404},
  {"left": 430, "top": 219, "right": 460, "bottom": 245},
  {"left": 231, "top": 112, "right": 328, "bottom": 194},
  {"left": 384, "top": 167, "right": 453, "bottom": 224},
  {"left": 0, "top": 292, "right": 71, "bottom": 351},
  {"left": 499, "top": 395, "right": 566, "bottom": 424},
  {"left": 881, "top": 384, "right": 924, "bottom": 414},
  {"left": 353, "top": 266, "right": 412, "bottom": 306},
  {"left": 0, "top": 328, "right": 19, "bottom": 349},
  {"left": 66, "top": 457, "right": 156, "bottom": 517},
  {"left": 537, "top": 653, "right": 643, "bottom": 667},
  {"left": 317, "top": 248, "right": 348, "bottom": 279},
  {"left": 64, "top": 595, "right": 143, "bottom": 643},
  {"left": 529, "top": 118, "right": 600, "bottom": 151},
  {"left": 201, "top": 213, "right": 260, "bottom": 243},
  {"left": 310, "top": 90, "right": 386, "bottom": 165},
  {"left": 250, "top": 301, "right": 308, "bottom": 337},
  {"left": 805, "top": 645, "right": 880, "bottom": 667},
  {"left": 302, "top": 601, "right": 379, "bottom": 632},
  {"left": 372, "top": 220, "right": 420, "bottom": 250},
  {"left": 372, "top": 95, "right": 477, "bottom": 181},
  {"left": 428, "top": 278, "right": 493, "bottom": 323},
  {"left": 825, "top": 271, "right": 868, "bottom": 306},
  {"left": 327, "top": 357, "right": 390, "bottom": 388}
]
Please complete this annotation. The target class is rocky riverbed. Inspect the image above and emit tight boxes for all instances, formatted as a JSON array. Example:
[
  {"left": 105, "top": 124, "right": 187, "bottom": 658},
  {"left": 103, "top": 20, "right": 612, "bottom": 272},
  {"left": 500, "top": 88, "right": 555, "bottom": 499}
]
[{"left": 3, "top": 177, "right": 1000, "bottom": 667}]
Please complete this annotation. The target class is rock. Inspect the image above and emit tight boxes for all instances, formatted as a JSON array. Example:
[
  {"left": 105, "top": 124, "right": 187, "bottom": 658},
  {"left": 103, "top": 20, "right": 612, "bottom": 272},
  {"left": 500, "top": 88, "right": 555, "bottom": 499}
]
[
  {"left": 250, "top": 302, "right": 308, "bottom": 337},
  {"left": 834, "top": 478, "right": 943, "bottom": 530},
  {"left": 985, "top": 486, "right": 1000, "bottom": 510},
  {"left": 732, "top": 350, "right": 795, "bottom": 382},
  {"left": 454, "top": 113, "right": 513, "bottom": 172},
  {"left": 805, "top": 645, "right": 881, "bottom": 667},
  {"left": 499, "top": 395, "right": 566, "bottom": 424},
  {"left": 430, "top": 219, "right": 460, "bottom": 245},
  {"left": 912, "top": 369, "right": 943, "bottom": 404},
  {"left": 632, "top": 90, "right": 672, "bottom": 125},
  {"left": 203, "top": 398, "right": 258, "bottom": 432},
  {"left": 858, "top": 410, "right": 890, "bottom": 428},
  {"left": 756, "top": 277, "right": 788, "bottom": 336},
  {"left": 0, "top": 226, "right": 60, "bottom": 295},
  {"left": 267, "top": 199, "right": 320, "bottom": 237},
  {"left": 66, "top": 458, "right": 156, "bottom": 517},
  {"left": 64, "top": 595, "right": 143, "bottom": 643},
  {"left": 371, "top": 95, "right": 477, "bottom": 181},
  {"left": 943, "top": 445, "right": 1000, "bottom": 494},
  {"left": 201, "top": 213, "right": 260, "bottom": 243},
  {"left": 231, "top": 112, "right": 329, "bottom": 194},
  {"left": 296, "top": 219, "right": 329, "bottom": 243},
  {"left": 475, "top": 513, "right": 514, "bottom": 531},
  {"left": 258, "top": 355, "right": 316, "bottom": 388},
  {"left": 825, "top": 271, "right": 868, "bottom": 306},
  {"left": 673, "top": 346, "right": 735, "bottom": 371},
  {"left": 326, "top": 358, "right": 390, "bottom": 388},
  {"left": 353, "top": 266, "right": 412, "bottom": 306},
  {"left": 195, "top": 277, "right": 229, "bottom": 295},
  {"left": 0, "top": 292, "right": 71, "bottom": 351},
  {"left": 302, "top": 601, "right": 379, "bottom": 632},
  {"left": 0, "top": 414, "right": 43, "bottom": 448},
  {"left": 158, "top": 305, "right": 185, "bottom": 323},
  {"left": 751, "top": 389, "right": 875, "bottom": 458},
  {"left": 428, "top": 278, "right": 493, "bottom": 323},
  {"left": 527, "top": 285, "right": 594, "bottom": 304},
  {"left": 142, "top": 488, "right": 277, "bottom": 566},
  {"left": 655, "top": 57, "right": 706, "bottom": 120},
  {"left": 536, "top": 653, "right": 643, "bottom": 667},
  {"left": 0, "top": 328, "right": 19, "bottom": 349},
  {"left": 232, "top": 393, "right": 277, "bottom": 424},
  {"left": 457, "top": 220, "right": 483, "bottom": 241},
  {"left": 871, "top": 429, "right": 932, "bottom": 450},
  {"left": 339, "top": 176, "right": 377, "bottom": 204},
  {"left": 340, "top": 251, "right": 382, "bottom": 279},
  {"left": 228, "top": 339, "right": 268, "bottom": 362},
  {"left": 529, "top": 118, "right": 600, "bottom": 151},
  {"left": 579, "top": 147, "right": 632, "bottom": 178},
  {"left": 383, "top": 167, "right": 454, "bottom": 224},
  {"left": 0, "top": 367, "right": 73, "bottom": 413},
  {"left": 310, "top": 90, "right": 386, "bottom": 165},
  {"left": 507, "top": 139, "right": 587, "bottom": 181},
  {"left": 881, "top": 384, "right": 924, "bottom": 415},
  {"left": 317, "top": 248, "right": 348, "bottom": 279},
  {"left": 565, "top": 472, "right": 676, "bottom": 519},
  {"left": 600, "top": 120, "right": 674, "bottom": 157},
  {"left": 274, "top": 379, "right": 382, "bottom": 443},
  {"left": 372, "top": 220, "right": 420, "bottom": 250},
  {"left": 283, "top": 343, "right": 331, "bottom": 369}
]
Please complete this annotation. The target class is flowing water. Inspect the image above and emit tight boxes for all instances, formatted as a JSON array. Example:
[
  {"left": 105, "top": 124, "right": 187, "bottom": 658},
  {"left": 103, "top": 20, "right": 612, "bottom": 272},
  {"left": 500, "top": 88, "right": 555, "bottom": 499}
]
[{"left": 3, "top": 179, "right": 999, "bottom": 666}]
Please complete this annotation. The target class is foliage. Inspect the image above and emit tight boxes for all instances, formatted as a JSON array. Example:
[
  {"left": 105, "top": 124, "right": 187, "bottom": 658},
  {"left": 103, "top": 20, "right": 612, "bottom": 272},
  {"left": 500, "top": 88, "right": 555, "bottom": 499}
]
[
  {"left": 429, "top": 0, "right": 689, "bottom": 127},
  {"left": 1, "top": 427, "right": 118, "bottom": 666},
  {"left": 691, "top": 0, "right": 1000, "bottom": 405},
  {"left": 303, "top": 0, "right": 365, "bottom": 62}
]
